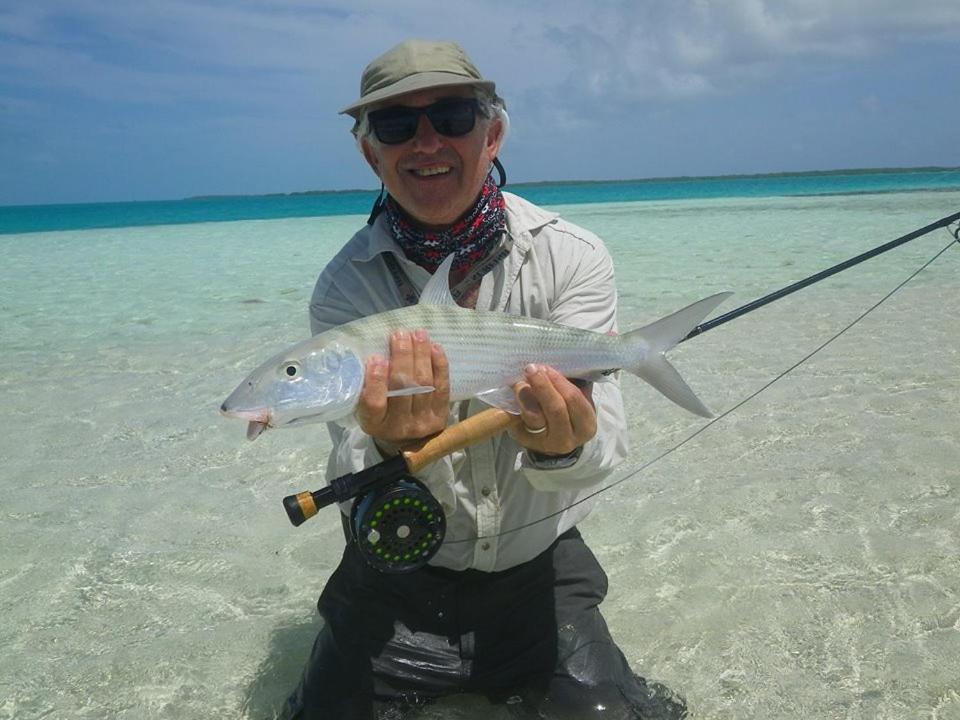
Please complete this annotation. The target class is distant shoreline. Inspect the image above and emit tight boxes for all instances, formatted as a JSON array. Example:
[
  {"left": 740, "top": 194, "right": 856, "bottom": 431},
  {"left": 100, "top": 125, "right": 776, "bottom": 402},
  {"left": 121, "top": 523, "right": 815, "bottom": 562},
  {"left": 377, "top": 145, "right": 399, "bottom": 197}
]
[{"left": 184, "top": 166, "right": 960, "bottom": 201}]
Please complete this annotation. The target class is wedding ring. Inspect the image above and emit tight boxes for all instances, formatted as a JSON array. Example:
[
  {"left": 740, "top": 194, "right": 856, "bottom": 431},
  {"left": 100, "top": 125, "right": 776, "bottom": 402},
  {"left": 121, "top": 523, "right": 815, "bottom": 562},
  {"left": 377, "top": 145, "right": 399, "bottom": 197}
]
[{"left": 524, "top": 424, "right": 547, "bottom": 435}]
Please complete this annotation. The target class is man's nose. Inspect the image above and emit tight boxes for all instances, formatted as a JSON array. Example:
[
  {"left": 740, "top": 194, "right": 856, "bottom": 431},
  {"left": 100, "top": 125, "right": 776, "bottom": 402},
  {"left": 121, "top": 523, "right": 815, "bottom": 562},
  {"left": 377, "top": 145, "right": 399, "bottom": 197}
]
[{"left": 410, "top": 114, "right": 443, "bottom": 152}]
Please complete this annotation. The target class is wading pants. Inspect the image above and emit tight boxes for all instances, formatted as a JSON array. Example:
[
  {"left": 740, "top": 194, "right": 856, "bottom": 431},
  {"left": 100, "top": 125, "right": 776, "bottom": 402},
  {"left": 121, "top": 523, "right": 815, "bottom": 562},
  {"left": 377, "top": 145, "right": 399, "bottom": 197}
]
[{"left": 280, "top": 527, "right": 687, "bottom": 719}]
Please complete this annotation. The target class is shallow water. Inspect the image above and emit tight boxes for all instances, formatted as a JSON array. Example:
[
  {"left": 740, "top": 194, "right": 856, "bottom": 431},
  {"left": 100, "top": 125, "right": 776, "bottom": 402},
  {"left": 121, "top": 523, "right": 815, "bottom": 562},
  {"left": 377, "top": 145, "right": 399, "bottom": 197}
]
[{"left": 1, "top": 191, "right": 958, "bottom": 719}]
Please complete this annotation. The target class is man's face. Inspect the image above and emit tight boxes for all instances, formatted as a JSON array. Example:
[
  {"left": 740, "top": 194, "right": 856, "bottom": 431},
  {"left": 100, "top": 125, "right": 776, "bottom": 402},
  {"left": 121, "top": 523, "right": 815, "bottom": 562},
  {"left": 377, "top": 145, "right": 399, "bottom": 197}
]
[{"left": 360, "top": 86, "right": 504, "bottom": 228}]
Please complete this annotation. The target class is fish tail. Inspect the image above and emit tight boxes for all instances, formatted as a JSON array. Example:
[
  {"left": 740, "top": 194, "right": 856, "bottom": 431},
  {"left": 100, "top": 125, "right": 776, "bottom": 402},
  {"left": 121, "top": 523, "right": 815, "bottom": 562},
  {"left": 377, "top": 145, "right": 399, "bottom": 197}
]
[{"left": 621, "top": 292, "right": 732, "bottom": 418}]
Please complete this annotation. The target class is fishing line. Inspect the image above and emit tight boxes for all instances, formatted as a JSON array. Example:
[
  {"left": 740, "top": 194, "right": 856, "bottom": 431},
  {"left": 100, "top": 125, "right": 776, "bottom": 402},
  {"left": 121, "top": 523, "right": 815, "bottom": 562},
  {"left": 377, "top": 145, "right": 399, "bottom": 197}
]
[
  {"left": 446, "top": 229, "right": 960, "bottom": 545},
  {"left": 281, "top": 212, "right": 960, "bottom": 571}
]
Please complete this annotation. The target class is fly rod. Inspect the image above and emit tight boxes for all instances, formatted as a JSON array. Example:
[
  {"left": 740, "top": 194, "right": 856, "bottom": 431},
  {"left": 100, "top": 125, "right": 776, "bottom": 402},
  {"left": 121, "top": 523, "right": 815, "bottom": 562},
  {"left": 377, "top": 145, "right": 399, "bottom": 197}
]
[
  {"left": 683, "top": 208, "right": 960, "bottom": 342},
  {"left": 284, "top": 208, "right": 960, "bottom": 528},
  {"left": 283, "top": 407, "right": 521, "bottom": 527}
]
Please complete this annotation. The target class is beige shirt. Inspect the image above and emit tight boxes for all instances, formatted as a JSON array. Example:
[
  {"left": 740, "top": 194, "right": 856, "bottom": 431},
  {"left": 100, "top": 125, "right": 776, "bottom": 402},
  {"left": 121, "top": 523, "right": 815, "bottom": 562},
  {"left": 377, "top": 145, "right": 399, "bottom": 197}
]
[{"left": 309, "top": 192, "right": 629, "bottom": 571}]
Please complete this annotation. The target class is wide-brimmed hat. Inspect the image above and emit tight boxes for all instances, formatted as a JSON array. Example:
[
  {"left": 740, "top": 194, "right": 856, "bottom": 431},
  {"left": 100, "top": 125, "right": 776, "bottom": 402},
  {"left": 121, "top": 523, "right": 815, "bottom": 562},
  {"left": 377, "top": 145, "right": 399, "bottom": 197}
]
[{"left": 340, "top": 40, "right": 499, "bottom": 119}]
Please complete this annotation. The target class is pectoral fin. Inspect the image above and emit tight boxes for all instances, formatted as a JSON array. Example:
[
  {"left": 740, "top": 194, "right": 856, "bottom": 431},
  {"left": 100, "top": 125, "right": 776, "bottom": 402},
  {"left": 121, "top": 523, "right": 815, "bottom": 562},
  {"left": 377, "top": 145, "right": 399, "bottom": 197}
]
[
  {"left": 385, "top": 385, "right": 436, "bottom": 397},
  {"left": 385, "top": 371, "right": 436, "bottom": 397}
]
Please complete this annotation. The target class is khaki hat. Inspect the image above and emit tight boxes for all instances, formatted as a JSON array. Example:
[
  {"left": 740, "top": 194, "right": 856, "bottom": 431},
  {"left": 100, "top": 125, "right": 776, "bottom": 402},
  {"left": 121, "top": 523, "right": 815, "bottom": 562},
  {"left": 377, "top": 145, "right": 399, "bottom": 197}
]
[{"left": 340, "top": 40, "right": 499, "bottom": 119}]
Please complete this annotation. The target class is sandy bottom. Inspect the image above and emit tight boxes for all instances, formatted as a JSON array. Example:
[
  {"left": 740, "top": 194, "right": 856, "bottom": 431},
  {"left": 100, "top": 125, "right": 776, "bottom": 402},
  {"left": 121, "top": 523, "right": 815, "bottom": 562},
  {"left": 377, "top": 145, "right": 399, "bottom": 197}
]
[{"left": 1, "top": 191, "right": 958, "bottom": 719}]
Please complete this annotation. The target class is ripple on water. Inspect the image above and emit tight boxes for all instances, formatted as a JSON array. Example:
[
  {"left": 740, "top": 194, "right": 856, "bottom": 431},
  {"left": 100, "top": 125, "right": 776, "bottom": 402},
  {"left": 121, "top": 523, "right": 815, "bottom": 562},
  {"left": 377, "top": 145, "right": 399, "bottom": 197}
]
[{"left": 3, "top": 193, "right": 960, "bottom": 718}]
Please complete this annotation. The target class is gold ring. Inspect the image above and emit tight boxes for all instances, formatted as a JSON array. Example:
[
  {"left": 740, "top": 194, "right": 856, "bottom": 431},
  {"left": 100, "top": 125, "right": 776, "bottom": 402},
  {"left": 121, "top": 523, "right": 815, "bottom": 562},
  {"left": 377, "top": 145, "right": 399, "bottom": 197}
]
[{"left": 524, "top": 424, "right": 547, "bottom": 435}]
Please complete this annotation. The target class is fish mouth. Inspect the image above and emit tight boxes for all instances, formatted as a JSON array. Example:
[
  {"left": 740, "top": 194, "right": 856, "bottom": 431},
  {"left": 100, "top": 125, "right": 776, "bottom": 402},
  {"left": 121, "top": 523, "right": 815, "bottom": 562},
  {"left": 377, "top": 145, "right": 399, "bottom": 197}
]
[
  {"left": 220, "top": 401, "right": 346, "bottom": 440},
  {"left": 220, "top": 404, "right": 272, "bottom": 441},
  {"left": 246, "top": 413, "right": 333, "bottom": 439},
  {"left": 220, "top": 404, "right": 270, "bottom": 421}
]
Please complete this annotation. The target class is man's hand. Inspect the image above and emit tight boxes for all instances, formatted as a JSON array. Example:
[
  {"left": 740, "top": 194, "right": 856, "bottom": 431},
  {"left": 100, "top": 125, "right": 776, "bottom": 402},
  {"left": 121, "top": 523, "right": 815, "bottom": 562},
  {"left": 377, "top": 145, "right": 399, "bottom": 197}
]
[
  {"left": 509, "top": 364, "right": 597, "bottom": 456},
  {"left": 355, "top": 329, "right": 451, "bottom": 454}
]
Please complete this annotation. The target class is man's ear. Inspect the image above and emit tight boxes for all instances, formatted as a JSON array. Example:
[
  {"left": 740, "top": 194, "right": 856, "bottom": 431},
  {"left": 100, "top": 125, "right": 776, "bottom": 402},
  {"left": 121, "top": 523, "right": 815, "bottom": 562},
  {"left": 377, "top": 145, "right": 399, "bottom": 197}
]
[
  {"left": 484, "top": 118, "right": 505, "bottom": 162},
  {"left": 360, "top": 138, "right": 381, "bottom": 178}
]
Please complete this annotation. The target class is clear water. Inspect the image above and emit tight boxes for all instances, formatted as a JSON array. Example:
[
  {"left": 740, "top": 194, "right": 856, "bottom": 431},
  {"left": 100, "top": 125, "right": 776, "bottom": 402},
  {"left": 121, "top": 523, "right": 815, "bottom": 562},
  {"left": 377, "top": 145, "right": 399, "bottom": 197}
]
[{"left": 1, "top": 190, "right": 959, "bottom": 719}]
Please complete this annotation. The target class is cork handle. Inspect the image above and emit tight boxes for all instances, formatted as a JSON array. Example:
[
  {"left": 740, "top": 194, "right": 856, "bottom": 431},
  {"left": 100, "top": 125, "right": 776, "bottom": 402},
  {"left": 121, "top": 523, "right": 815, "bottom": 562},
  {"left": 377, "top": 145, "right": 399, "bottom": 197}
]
[{"left": 402, "top": 408, "right": 521, "bottom": 473}]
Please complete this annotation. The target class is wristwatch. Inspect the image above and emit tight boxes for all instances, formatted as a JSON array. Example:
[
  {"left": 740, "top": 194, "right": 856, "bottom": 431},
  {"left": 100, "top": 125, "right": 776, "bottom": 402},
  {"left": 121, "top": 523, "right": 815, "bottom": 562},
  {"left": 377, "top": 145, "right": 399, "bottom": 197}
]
[{"left": 526, "top": 445, "right": 583, "bottom": 470}]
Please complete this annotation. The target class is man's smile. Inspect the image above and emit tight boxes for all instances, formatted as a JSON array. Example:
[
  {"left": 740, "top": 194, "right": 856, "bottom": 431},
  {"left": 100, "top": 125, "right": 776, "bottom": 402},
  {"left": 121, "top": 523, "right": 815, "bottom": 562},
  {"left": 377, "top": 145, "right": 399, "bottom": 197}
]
[{"left": 409, "top": 165, "right": 453, "bottom": 177}]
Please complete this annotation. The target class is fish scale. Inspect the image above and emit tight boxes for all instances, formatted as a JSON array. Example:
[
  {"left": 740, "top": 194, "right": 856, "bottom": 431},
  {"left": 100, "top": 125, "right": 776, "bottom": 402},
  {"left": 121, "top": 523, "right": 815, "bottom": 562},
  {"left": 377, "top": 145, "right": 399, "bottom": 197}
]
[{"left": 328, "top": 303, "right": 624, "bottom": 396}]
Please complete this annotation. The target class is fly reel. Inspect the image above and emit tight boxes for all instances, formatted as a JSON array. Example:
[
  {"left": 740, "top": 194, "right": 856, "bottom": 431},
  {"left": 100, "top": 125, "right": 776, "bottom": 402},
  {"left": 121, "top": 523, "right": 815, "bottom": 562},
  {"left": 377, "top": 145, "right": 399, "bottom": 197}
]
[
  {"left": 282, "top": 455, "right": 447, "bottom": 574},
  {"left": 349, "top": 476, "right": 446, "bottom": 573}
]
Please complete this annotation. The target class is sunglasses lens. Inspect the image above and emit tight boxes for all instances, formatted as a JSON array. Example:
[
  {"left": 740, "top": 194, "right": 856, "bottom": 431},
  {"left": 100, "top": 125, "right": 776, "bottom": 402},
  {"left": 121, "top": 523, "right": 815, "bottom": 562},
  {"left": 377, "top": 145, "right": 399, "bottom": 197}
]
[
  {"left": 369, "top": 108, "right": 419, "bottom": 144},
  {"left": 369, "top": 99, "right": 479, "bottom": 144},
  {"left": 426, "top": 100, "right": 477, "bottom": 137}
]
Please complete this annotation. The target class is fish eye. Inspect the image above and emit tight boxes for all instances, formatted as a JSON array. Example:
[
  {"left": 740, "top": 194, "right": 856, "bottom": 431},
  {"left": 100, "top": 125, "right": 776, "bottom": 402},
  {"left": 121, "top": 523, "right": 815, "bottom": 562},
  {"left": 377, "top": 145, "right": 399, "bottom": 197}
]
[{"left": 280, "top": 361, "right": 302, "bottom": 379}]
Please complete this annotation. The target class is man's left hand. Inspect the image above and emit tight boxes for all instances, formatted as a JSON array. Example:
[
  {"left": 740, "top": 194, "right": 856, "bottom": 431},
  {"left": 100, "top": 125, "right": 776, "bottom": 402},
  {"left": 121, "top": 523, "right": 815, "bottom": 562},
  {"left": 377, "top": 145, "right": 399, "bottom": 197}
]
[{"left": 508, "top": 364, "right": 597, "bottom": 456}]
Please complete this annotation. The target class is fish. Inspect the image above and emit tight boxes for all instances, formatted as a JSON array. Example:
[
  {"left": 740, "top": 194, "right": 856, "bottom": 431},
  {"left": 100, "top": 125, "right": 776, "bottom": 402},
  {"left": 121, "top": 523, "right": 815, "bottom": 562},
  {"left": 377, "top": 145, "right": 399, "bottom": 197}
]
[{"left": 221, "top": 254, "right": 732, "bottom": 440}]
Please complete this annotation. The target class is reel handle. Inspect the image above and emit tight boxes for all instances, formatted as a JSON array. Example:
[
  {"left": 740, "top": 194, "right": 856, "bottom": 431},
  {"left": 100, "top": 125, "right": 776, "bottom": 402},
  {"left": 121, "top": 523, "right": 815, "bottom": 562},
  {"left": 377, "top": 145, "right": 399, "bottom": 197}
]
[{"left": 282, "top": 408, "right": 521, "bottom": 527}]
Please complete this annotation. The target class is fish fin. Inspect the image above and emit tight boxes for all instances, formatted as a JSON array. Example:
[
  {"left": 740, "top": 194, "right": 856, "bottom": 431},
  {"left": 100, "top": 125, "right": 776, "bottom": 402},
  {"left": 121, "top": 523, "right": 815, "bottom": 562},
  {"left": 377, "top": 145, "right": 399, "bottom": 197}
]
[
  {"left": 384, "top": 372, "right": 436, "bottom": 397},
  {"left": 633, "top": 356, "right": 713, "bottom": 418},
  {"left": 622, "top": 292, "right": 733, "bottom": 418},
  {"left": 632, "top": 292, "right": 732, "bottom": 353},
  {"left": 475, "top": 387, "right": 522, "bottom": 414},
  {"left": 418, "top": 254, "right": 458, "bottom": 306},
  {"left": 386, "top": 385, "right": 436, "bottom": 397}
]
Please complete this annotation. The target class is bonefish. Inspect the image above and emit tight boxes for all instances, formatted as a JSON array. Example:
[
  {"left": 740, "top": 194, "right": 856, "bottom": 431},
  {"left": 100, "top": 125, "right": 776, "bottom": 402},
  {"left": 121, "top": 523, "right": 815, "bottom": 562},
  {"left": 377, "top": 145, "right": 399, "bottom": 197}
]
[{"left": 221, "top": 254, "right": 731, "bottom": 439}]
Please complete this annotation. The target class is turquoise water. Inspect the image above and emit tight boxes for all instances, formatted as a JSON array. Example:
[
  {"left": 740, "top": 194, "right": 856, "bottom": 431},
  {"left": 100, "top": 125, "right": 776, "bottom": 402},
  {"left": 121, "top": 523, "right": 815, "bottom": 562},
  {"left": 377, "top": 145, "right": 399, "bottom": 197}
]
[
  {"left": 3, "top": 167, "right": 960, "bottom": 234},
  {"left": 1, "top": 186, "right": 959, "bottom": 719}
]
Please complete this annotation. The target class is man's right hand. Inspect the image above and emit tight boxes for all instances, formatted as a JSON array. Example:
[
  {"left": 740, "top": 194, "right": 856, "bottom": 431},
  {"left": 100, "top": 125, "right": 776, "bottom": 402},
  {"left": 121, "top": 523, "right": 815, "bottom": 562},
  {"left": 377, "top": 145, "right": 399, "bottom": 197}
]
[{"left": 355, "top": 329, "right": 451, "bottom": 454}]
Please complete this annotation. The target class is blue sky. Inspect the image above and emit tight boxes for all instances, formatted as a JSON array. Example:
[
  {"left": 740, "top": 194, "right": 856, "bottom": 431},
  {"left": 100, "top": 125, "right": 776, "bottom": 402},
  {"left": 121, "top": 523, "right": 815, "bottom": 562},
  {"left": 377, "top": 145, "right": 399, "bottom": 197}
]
[{"left": 1, "top": 1, "right": 959, "bottom": 206}]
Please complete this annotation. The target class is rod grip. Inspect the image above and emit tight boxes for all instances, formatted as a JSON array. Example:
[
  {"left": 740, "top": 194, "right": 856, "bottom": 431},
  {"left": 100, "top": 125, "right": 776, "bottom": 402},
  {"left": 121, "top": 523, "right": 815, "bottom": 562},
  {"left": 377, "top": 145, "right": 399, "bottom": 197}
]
[
  {"left": 402, "top": 408, "right": 521, "bottom": 473},
  {"left": 280, "top": 410, "right": 519, "bottom": 527}
]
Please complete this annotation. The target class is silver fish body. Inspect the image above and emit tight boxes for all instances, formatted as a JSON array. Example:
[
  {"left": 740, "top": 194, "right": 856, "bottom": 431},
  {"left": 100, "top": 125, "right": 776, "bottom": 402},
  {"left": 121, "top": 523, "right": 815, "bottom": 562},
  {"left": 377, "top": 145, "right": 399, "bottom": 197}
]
[{"left": 221, "top": 255, "right": 731, "bottom": 439}]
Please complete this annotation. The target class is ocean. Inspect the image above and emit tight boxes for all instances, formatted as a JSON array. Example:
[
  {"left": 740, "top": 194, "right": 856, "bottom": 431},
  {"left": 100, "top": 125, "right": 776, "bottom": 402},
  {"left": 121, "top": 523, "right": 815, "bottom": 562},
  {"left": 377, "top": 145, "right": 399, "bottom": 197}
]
[
  {"left": 1, "top": 171, "right": 959, "bottom": 719},
  {"left": 3, "top": 167, "right": 960, "bottom": 235}
]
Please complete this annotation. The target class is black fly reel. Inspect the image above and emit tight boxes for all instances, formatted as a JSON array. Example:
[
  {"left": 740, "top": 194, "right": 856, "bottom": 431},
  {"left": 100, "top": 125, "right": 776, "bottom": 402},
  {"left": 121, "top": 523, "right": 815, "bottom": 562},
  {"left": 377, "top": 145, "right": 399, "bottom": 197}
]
[
  {"left": 349, "top": 475, "right": 446, "bottom": 573},
  {"left": 282, "top": 456, "right": 446, "bottom": 574}
]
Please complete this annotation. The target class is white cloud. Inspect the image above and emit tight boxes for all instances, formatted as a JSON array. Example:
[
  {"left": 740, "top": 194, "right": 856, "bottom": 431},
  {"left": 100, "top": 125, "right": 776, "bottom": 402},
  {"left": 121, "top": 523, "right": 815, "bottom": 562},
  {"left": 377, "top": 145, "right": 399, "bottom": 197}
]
[
  {"left": 3, "top": 1, "right": 956, "bottom": 109},
  {"left": 1, "top": 0, "right": 958, "bottom": 201},
  {"left": 505, "top": 0, "right": 960, "bottom": 107}
]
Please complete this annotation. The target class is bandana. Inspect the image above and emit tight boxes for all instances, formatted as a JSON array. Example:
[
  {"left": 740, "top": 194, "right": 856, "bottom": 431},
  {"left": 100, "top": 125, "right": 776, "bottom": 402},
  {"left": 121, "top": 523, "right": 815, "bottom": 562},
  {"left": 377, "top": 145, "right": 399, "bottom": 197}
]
[{"left": 385, "top": 175, "right": 506, "bottom": 273}]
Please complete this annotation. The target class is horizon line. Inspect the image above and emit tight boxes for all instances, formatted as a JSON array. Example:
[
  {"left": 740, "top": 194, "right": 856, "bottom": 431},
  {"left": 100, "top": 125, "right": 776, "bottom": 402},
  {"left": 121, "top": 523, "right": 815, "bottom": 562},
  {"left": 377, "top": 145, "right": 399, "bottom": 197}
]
[
  {"left": 2, "top": 165, "right": 959, "bottom": 210},
  {"left": 184, "top": 165, "right": 960, "bottom": 202}
]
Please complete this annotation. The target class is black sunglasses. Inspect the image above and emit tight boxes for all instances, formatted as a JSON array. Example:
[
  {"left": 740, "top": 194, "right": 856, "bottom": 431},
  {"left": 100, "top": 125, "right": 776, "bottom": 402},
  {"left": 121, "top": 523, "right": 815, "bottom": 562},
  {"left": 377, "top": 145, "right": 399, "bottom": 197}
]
[{"left": 367, "top": 98, "right": 481, "bottom": 145}]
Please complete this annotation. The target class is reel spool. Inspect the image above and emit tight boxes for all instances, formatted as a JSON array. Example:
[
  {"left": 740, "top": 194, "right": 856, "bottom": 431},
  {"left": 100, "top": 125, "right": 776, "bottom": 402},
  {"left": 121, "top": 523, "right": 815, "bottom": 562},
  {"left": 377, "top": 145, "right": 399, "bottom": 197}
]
[{"left": 350, "top": 476, "right": 446, "bottom": 573}]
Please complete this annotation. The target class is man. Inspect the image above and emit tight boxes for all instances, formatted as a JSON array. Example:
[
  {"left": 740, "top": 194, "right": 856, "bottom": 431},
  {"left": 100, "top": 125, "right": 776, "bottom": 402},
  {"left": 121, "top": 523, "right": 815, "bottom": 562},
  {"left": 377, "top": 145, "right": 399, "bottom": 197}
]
[{"left": 282, "top": 40, "right": 688, "bottom": 719}]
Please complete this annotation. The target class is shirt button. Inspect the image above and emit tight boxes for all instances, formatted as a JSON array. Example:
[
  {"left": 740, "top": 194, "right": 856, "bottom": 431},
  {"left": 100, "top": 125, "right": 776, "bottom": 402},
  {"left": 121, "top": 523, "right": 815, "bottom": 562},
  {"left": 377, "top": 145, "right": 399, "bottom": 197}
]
[
  {"left": 481, "top": 542, "right": 490, "bottom": 551},
  {"left": 481, "top": 486, "right": 491, "bottom": 497}
]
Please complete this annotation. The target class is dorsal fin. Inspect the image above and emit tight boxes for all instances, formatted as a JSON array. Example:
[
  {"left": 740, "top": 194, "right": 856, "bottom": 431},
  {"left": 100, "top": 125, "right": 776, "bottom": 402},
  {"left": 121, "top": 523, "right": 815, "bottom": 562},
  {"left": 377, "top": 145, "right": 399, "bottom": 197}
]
[{"left": 418, "top": 254, "right": 458, "bottom": 306}]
